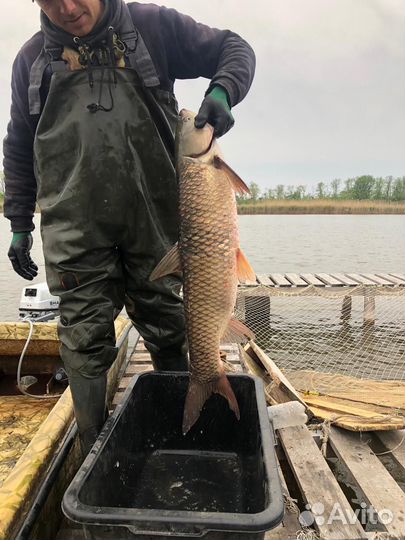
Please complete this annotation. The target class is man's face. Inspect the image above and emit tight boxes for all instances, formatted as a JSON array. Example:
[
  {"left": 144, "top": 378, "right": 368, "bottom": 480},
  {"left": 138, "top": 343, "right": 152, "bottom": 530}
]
[{"left": 36, "top": 0, "right": 104, "bottom": 37}]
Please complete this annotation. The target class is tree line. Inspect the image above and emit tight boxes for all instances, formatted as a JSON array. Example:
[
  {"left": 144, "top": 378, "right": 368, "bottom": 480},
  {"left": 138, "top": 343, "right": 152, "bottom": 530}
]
[
  {"left": 240, "top": 175, "right": 405, "bottom": 203},
  {"left": 1, "top": 172, "right": 404, "bottom": 202}
]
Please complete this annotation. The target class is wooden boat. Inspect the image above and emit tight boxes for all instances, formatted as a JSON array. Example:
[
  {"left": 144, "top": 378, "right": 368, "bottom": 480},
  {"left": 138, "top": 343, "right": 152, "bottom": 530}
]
[{"left": 0, "top": 316, "right": 132, "bottom": 540}]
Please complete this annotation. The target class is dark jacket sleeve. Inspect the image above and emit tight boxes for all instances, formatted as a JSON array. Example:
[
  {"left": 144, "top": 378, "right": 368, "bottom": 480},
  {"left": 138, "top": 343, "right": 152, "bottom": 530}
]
[
  {"left": 3, "top": 49, "right": 38, "bottom": 233},
  {"left": 158, "top": 6, "right": 255, "bottom": 107}
]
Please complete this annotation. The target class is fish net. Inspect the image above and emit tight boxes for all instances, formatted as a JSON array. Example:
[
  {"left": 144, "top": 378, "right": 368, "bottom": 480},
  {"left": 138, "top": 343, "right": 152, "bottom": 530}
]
[{"left": 235, "top": 284, "right": 405, "bottom": 426}]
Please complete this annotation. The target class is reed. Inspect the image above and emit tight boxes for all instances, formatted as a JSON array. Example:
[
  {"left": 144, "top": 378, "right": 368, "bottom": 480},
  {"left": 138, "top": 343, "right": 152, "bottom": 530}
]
[{"left": 237, "top": 199, "right": 405, "bottom": 215}]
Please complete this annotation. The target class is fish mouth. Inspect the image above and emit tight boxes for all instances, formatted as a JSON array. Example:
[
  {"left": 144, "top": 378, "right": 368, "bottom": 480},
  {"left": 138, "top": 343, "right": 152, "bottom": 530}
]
[
  {"left": 179, "top": 109, "right": 215, "bottom": 159},
  {"left": 187, "top": 133, "right": 214, "bottom": 158}
]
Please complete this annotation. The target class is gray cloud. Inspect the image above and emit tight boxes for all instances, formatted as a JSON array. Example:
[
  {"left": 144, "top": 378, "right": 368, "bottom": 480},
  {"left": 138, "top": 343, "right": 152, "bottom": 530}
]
[{"left": 0, "top": 0, "right": 404, "bottom": 189}]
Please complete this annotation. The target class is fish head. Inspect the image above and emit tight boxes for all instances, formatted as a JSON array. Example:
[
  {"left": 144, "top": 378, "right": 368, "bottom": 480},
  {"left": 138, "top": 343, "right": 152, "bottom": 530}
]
[{"left": 176, "top": 109, "right": 218, "bottom": 163}]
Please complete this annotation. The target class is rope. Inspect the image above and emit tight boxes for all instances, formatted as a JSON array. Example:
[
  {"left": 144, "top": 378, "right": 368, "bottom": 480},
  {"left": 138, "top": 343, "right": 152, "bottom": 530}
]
[
  {"left": 321, "top": 420, "right": 331, "bottom": 457},
  {"left": 296, "top": 528, "right": 320, "bottom": 540},
  {"left": 373, "top": 431, "right": 405, "bottom": 456}
]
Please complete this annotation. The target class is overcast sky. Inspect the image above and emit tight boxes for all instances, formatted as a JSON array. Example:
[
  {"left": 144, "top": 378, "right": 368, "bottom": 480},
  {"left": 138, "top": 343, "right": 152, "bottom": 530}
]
[{"left": 0, "top": 0, "right": 404, "bottom": 190}]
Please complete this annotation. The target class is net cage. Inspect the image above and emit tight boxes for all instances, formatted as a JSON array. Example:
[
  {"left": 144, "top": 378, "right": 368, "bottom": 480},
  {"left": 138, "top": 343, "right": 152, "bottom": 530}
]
[{"left": 235, "top": 284, "right": 405, "bottom": 422}]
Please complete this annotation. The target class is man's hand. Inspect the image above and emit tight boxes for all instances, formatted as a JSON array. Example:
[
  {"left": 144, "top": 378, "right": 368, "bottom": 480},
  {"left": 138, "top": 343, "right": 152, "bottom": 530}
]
[
  {"left": 8, "top": 232, "right": 38, "bottom": 281},
  {"left": 195, "top": 86, "right": 235, "bottom": 138}
]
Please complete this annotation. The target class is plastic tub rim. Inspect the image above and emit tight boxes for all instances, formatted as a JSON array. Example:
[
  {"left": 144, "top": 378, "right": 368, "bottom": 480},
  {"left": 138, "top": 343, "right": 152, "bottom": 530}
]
[{"left": 62, "top": 373, "right": 285, "bottom": 534}]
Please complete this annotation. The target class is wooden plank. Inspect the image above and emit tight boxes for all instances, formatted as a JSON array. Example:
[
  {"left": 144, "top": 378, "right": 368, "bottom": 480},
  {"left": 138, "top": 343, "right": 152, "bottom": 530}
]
[
  {"left": 316, "top": 273, "right": 345, "bottom": 286},
  {"left": 278, "top": 425, "right": 366, "bottom": 539},
  {"left": 269, "top": 273, "right": 291, "bottom": 287},
  {"left": 346, "top": 273, "right": 378, "bottom": 286},
  {"left": 265, "top": 456, "right": 306, "bottom": 539},
  {"left": 360, "top": 273, "right": 396, "bottom": 286},
  {"left": 257, "top": 274, "right": 275, "bottom": 286},
  {"left": 375, "top": 273, "right": 405, "bottom": 286},
  {"left": 374, "top": 430, "right": 405, "bottom": 474},
  {"left": 330, "top": 273, "right": 359, "bottom": 286},
  {"left": 239, "top": 345, "right": 275, "bottom": 404},
  {"left": 249, "top": 341, "right": 308, "bottom": 410},
  {"left": 389, "top": 273, "right": 405, "bottom": 282},
  {"left": 329, "top": 427, "right": 405, "bottom": 538},
  {"left": 284, "top": 273, "right": 308, "bottom": 287},
  {"left": 300, "top": 273, "right": 325, "bottom": 286}
]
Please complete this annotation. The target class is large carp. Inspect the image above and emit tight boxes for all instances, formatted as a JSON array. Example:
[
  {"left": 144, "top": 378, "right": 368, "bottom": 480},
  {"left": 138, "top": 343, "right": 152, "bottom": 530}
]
[{"left": 150, "top": 109, "right": 255, "bottom": 434}]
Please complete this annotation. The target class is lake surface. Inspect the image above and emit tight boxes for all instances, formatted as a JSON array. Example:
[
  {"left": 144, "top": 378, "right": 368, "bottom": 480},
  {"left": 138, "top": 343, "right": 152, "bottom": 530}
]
[{"left": 0, "top": 214, "right": 404, "bottom": 321}]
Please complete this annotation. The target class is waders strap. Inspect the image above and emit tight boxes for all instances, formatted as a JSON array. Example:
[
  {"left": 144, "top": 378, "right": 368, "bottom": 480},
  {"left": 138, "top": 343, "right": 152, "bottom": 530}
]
[
  {"left": 120, "top": 3, "right": 160, "bottom": 87},
  {"left": 28, "top": 44, "right": 66, "bottom": 116},
  {"left": 28, "top": 50, "right": 46, "bottom": 115}
]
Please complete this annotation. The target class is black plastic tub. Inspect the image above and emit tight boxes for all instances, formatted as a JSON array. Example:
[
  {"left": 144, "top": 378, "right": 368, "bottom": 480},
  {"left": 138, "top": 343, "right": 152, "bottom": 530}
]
[{"left": 62, "top": 373, "right": 284, "bottom": 539}]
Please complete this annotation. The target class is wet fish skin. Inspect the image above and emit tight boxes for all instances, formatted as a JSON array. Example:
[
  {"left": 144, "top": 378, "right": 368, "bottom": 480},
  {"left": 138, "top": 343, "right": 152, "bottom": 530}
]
[{"left": 151, "top": 109, "right": 255, "bottom": 434}]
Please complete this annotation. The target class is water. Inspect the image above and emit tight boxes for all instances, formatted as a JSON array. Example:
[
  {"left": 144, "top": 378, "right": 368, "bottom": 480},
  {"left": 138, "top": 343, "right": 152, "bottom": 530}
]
[
  {"left": 0, "top": 214, "right": 404, "bottom": 321},
  {"left": 238, "top": 214, "right": 404, "bottom": 274}
]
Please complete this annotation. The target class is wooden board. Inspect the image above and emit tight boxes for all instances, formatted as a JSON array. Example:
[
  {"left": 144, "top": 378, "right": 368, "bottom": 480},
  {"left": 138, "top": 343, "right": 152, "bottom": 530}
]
[
  {"left": 346, "top": 273, "right": 378, "bottom": 286},
  {"left": 329, "top": 427, "right": 405, "bottom": 538},
  {"left": 330, "top": 273, "right": 359, "bottom": 286},
  {"left": 375, "top": 273, "right": 405, "bottom": 286},
  {"left": 257, "top": 274, "right": 274, "bottom": 286},
  {"left": 316, "top": 273, "right": 345, "bottom": 286},
  {"left": 248, "top": 341, "right": 308, "bottom": 410},
  {"left": 360, "top": 273, "right": 396, "bottom": 286},
  {"left": 389, "top": 273, "right": 405, "bottom": 282},
  {"left": 265, "top": 455, "right": 306, "bottom": 539},
  {"left": 284, "top": 273, "right": 308, "bottom": 286},
  {"left": 269, "top": 273, "right": 291, "bottom": 287},
  {"left": 278, "top": 425, "right": 366, "bottom": 539},
  {"left": 300, "top": 273, "right": 325, "bottom": 286},
  {"left": 374, "top": 430, "right": 405, "bottom": 474}
]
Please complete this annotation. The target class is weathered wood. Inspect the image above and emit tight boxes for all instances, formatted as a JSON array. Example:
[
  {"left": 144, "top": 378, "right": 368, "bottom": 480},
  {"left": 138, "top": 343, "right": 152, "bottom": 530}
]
[
  {"left": 248, "top": 341, "right": 308, "bottom": 410},
  {"left": 238, "top": 345, "right": 275, "bottom": 404},
  {"left": 328, "top": 427, "right": 405, "bottom": 538},
  {"left": 389, "top": 273, "right": 405, "bottom": 282},
  {"left": 330, "top": 273, "right": 359, "bottom": 286},
  {"left": 364, "top": 295, "right": 376, "bottom": 325},
  {"left": 269, "top": 273, "right": 291, "bottom": 287},
  {"left": 374, "top": 430, "right": 405, "bottom": 474},
  {"left": 375, "top": 273, "right": 405, "bottom": 286},
  {"left": 316, "top": 273, "right": 345, "bottom": 286},
  {"left": 278, "top": 425, "right": 367, "bottom": 539},
  {"left": 341, "top": 295, "right": 352, "bottom": 321},
  {"left": 265, "top": 456, "right": 306, "bottom": 539},
  {"left": 257, "top": 274, "right": 274, "bottom": 286},
  {"left": 284, "top": 273, "right": 308, "bottom": 286},
  {"left": 361, "top": 273, "right": 395, "bottom": 286},
  {"left": 346, "top": 273, "right": 378, "bottom": 286},
  {"left": 300, "top": 273, "right": 325, "bottom": 286}
]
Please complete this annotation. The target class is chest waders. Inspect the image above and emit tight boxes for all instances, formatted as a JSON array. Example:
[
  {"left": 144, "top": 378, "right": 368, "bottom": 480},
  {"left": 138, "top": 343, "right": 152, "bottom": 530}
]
[{"left": 31, "top": 19, "right": 187, "bottom": 455}]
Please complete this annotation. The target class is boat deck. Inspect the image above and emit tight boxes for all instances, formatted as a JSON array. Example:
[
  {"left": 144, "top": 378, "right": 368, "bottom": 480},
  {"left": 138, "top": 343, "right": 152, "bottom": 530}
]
[{"left": 58, "top": 336, "right": 405, "bottom": 540}]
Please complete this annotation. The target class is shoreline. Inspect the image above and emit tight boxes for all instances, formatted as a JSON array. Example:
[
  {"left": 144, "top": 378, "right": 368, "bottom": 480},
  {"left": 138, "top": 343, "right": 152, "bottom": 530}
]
[{"left": 237, "top": 200, "right": 404, "bottom": 215}]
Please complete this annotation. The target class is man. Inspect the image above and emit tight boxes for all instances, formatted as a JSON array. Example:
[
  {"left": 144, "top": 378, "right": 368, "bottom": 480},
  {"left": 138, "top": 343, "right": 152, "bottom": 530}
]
[{"left": 3, "top": 0, "right": 255, "bottom": 455}]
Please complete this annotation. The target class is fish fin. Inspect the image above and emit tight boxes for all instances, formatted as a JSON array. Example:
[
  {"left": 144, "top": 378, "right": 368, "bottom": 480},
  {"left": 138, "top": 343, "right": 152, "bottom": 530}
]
[
  {"left": 213, "top": 156, "right": 250, "bottom": 195},
  {"left": 221, "top": 318, "right": 255, "bottom": 343},
  {"left": 182, "top": 375, "right": 240, "bottom": 435},
  {"left": 149, "top": 243, "right": 182, "bottom": 281},
  {"left": 236, "top": 248, "right": 256, "bottom": 283}
]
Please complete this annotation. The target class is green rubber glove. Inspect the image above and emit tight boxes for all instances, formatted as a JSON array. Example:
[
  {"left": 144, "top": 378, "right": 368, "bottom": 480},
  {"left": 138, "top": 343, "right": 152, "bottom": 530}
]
[
  {"left": 194, "top": 86, "right": 235, "bottom": 137},
  {"left": 8, "top": 232, "right": 38, "bottom": 281}
]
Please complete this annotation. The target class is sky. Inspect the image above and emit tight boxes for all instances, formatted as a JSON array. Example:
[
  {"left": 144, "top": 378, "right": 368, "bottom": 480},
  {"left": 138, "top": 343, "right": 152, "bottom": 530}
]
[{"left": 0, "top": 0, "right": 404, "bottom": 191}]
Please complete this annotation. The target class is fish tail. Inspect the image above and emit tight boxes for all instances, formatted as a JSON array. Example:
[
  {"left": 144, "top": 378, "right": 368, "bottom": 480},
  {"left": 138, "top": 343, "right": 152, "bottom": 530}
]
[{"left": 182, "top": 374, "right": 240, "bottom": 435}]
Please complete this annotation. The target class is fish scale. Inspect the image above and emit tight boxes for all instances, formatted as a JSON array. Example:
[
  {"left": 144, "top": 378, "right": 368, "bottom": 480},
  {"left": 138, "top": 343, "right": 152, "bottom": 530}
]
[{"left": 179, "top": 160, "right": 238, "bottom": 383}]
